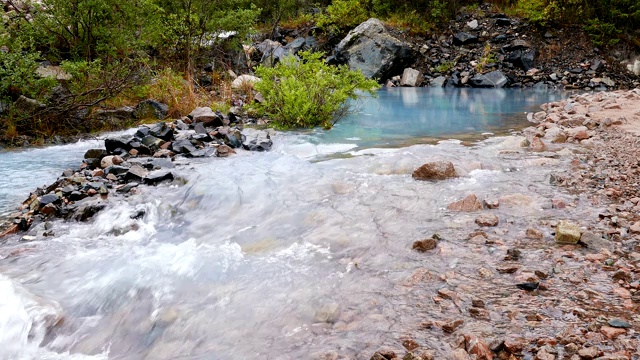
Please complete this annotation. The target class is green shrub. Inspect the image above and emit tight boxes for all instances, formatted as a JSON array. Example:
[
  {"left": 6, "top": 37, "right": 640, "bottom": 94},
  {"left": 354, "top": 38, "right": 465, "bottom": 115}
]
[
  {"left": 0, "top": 48, "right": 56, "bottom": 102},
  {"left": 253, "top": 50, "right": 380, "bottom": 129},
  {"left": 315, "top": 0, "right": 371, "bottom": 34}
]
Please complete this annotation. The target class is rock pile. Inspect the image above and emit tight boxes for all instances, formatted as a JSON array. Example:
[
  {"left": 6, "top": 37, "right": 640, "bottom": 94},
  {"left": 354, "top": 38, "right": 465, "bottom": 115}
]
[{"left": 0, "top": 114, "right": 273, "bottom": 239}]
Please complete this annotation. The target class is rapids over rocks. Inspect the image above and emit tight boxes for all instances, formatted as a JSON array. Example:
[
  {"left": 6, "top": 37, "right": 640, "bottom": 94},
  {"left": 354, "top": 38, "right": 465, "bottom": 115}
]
[{"left": 0, "top": 88, "right": 586, "bottom": 359}]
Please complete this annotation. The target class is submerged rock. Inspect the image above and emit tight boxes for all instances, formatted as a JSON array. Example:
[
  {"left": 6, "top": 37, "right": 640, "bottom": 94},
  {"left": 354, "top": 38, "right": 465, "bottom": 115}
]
[
  {"left": 448, "top": 194, "right": 483, "bottom": 212},
  {"left": 412, "top": 161, "right": 457, "bottom": 180},
  {"left": 555, "top": 220, "right": 582, "bottom": 244}
]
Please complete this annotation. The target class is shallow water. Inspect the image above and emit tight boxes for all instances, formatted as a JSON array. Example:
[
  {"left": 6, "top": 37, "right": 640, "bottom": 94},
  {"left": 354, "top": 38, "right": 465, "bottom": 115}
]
[{"left": 0, "top": 89, "right": 592, "bottom": 360}]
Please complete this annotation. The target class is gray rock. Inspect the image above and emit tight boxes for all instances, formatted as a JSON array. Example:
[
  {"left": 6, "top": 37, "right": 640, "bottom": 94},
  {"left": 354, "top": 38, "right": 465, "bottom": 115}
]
[
  {"left": 256, "top": 39, "right": 290, "bottom": 67},
  {"left": 13, "top": 95, "right": 46, "bottom": 114},
  {"left": 171, "top": 139, "right": 198, "bottom": 155},
  {"left": 285, "top": 37, "right": 306, "bottom": 53},
  {"left": 141, "top": 135, "right": 165, "bottom": 150},
  {"left": 134, "top": 100, "right": 169, "bottom": 120},
  {"left": 453, "top": 32, "right": 478, "bottom": 46},
  {"left": 147, "top": 122, "right": 173, "bottom": 141},
  {"left": 105, "top": 137, "right": 133, "bottom": 155},
  {"left": 507, "top": 49, "right": 536, "bottom": 71},
  {"left": 124, "top": 165, "right": 149, "bottom": 182},
  {"left": 469, "top": 71, "right": 508, "bottom": 88},
  {"left": 144, "top": 171, "right": 174, "bottom": 185},
  {"left": 400, "top": 68, "right": 424, "bottom": 87},
  {"left": 84, "top": 149, "right": 107, "bottom": 160},
  {"left": 188, "top": 107, "right": 223, "bottom": 127},
  {"left": 242, "top": 129, "right": 272, "bottom": 151},
  {"left": 94, "top": 106, "right": 135, "bottom": 120},
  {"left": 333, "top": 18, "right": 414, "bottom": 80},
  {"left": 39, "top": 194, "right": 60, "bottom": 207},
  {"left": 608, "top": 318, "right": 631, "bottom": 328},
  {"left": 430, "top": 76, "right": 447, "bottom": 87}
]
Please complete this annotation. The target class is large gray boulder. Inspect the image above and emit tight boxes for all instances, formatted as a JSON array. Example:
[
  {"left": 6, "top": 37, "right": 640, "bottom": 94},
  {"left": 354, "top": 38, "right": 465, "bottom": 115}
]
[
  {"left": 469, "top": 71, "right": 509, "bottom": 88},
  {"left": 256, "top": 39, "right": 290, "bottom": 67},
  {"left": 332, "top": 18, "right": 414, "bottom": 81}
]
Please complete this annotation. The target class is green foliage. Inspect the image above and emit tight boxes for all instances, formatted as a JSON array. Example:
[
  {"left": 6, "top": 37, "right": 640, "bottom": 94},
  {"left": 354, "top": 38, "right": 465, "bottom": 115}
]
[
  {"left": 584, "top": 19, "right": 621, "bottom": 46},
  {"left": 316, "top": 0, "right": 371, "bottom": 33},
  {"left": 0, "top": 47, "right": 56, "bottom": 102},
  {"left": 435, "top": 61, "right": 455, "bottom": 73},
  {"left": 253, "top": 51, "right": 379, "bottom": 129}
]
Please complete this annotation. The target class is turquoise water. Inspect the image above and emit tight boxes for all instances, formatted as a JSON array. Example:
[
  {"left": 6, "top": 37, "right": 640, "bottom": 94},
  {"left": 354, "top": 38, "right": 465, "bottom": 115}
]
[{"left": 307, "top": 87, "right": 564, "bottom": 147}]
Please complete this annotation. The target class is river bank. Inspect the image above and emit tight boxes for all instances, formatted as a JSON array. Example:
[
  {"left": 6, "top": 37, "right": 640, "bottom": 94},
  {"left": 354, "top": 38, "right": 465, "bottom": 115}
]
[{"left": 1, "top": 89, "right": 640, "bottom": 359}]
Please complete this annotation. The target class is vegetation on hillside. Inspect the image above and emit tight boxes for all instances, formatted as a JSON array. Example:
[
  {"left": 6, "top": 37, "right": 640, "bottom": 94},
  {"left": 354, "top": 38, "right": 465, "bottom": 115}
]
[{"left": 0, "top": 0, "right": 638, "bottom": 142}]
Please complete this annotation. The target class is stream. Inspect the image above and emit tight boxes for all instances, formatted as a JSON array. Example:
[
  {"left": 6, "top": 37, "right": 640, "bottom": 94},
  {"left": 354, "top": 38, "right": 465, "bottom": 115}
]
[{"left": 0, "top": 88, "right": 585, "bottom": 360}]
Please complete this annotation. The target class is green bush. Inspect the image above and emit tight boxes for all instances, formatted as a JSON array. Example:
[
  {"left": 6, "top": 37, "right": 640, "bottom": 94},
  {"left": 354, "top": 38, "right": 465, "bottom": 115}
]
[
  {"left": 0, "top": 48, "right": 56, "bottom": 102},
  {"left": 253, "top": 50, "right": 379, "bottom": 129},
  {"left": 315, "top": 0, "right": 371, "bottom": 33}
]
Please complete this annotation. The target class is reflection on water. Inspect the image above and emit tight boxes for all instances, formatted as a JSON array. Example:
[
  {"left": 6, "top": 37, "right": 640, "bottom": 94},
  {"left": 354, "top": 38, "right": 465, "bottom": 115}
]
[{"left": 309, "top": 87, "right": 565, "bottom": 147}]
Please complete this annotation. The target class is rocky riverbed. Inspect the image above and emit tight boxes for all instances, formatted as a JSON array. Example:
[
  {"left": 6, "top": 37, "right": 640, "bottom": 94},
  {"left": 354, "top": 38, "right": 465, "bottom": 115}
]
[
  {"left": 362, "top": 89, "right": 640, "bottom": 360},
  {"left": 2, "top": 91, "right": 640, "bottom": 360}
]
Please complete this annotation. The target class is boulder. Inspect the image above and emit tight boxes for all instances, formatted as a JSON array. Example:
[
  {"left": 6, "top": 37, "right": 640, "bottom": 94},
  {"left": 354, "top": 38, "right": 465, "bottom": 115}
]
[
  {"left": 13, "top": 95, "right": 46, "bottom": 114},
  {"left": 555, "top": 220, "right": 582, "bottom": 244},
  {"left": 507, "top": 49, "right": 536, "bottom": 71},
  {"left": 412, "top": 161, "right": 457, "bottom": 180},
  {"left": 256, "top": 39, "right": 290, "bottom": 67},
  {"left": 469, "top": 71, "right": 508, "bottom": 88},
  {"left": 104, "top": 137, "right": 133, "bottom": 155},
  {"left": 146, "top": 122, "right": 174, "bottom": 141},
  {"left": 84, "top": 149, "right": 107, "bottom": 160},
  {"left": 231, "top": 75, "right": 261, "bottom": 89},
  {"left": 171, "top": 139, "right": 198, "bottom": 155},
  {"left": 242, "top": 129, "right": 272, "bottom": 151},
  {"left": 453, "top": 32, "right": 478, "bottom": 46},
  {"left": 188, "top": 107, "right": 224, "bottom": 127},
  {"left": 400, "top": 68, "right": 424, "bottom": 87},
  {"left": 134, "top": 100, "right": 169, "bottom": 120},
  {"left": 430, "top": 76, "right": 447, "bottom": 87},
  {"left": 124, "top": 165, "right": 149, "bottom": 182},
  {"left": 448, "top": 194, "right": 483, "bottom": 212},
  {"left": 332, "top": 18, "right": 414, "bottom": 81}
]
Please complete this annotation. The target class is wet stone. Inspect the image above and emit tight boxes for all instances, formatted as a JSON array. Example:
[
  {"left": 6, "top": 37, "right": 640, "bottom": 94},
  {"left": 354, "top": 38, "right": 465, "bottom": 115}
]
[
  {"left": 39, "top": 194, "right": 60, "bottom": 207},
  {"left": 117, "top": 182, "right": 139, "bottom": 194},
  {"left": 448, "top": 194, "right": 483, "bottom": 212},
  {"left": 124, "top": 165, "right": 149, "bottom": 182},
  {"left": 442, "top": 319, "right": 464, "bottom": 333},
  {"left": 475, "top": 213, "right": 499, "bottom": 227},
  {"left": 556, "top": 221, "right": 582, "bottom": 244},
  {"left": 144, "top": 171, "right": 174, "bottom": 186},
  {"left": 607, "top": 318, "right": 631, "bottom": 328},
  {"left": 412, "top": 238, "right": 437, "bottom": 252},
  {"left": 412, "top": 161, "right": 457, "bottom": 181}
]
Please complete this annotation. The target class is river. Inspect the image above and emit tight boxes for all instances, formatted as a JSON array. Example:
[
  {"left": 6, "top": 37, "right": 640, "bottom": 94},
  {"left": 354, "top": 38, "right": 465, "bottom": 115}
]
[{"left": 0, "top": 88, "right": 577, "bottom": 359}]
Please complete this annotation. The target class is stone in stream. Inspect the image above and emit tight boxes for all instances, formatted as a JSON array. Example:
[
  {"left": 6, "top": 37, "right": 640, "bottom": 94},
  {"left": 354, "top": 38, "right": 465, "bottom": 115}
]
[
  {"left": 84, "top": 149, "right": 107, "bottom": 160},
  {"left": 105, "top": 137, "right": 132, "bottom": 155},
  {"left": 39, "top": 194, "right": 60, "bottom": 207},
  {"left": 216, "top": 144, "right": 236, "bottom": 157},
  {"left": 412, "top": 237, "right": 438, "bottom": 252},
  {"left": 412, "top": 161, "right": 457, "bottom": 180},
  {"left": 144, "top": 171, "right": 174, "bottom": 185},
  {"left": 124, "top": 165, "right": 149, "bottom": 182},
  {"left": 104, "top": 165, "right": 129, "bottom": 176},
  {"left": 147, "top": 122, "right": 173, "bottom": 141},
  {"left": 464, "top": 334, "right": 493, "bottom": 360},
  {"left": 475, "top": 214, "right": 499, "bottom": 227},
  {"left": 555, "top": 220, "right": 582, "bottom": 244},
  {"left": 242, "top": 129, "right": 272, "bottom": 152},
  {"left": 448, "top": 194, "right": 483, "bottom": 212},
  {"left": 141, "top": 135, "right": 165, "bottom": 150},
  {"left": 607, "top": 318, "right": 631, "bottom": 328},
  {"left": 171, "top": 139, "right": 198, "bottom": 155}
]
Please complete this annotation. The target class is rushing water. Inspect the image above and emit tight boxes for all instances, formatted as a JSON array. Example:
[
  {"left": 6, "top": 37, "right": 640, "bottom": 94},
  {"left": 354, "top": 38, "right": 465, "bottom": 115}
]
[{"left": 0, "top": 89, "right": 584, "bottom": 360}]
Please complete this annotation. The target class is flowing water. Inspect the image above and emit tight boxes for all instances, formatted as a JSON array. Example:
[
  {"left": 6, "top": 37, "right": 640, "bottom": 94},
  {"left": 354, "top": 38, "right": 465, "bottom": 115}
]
[{"left": 0, "top": 88, "right": 593, "bottom": 360}]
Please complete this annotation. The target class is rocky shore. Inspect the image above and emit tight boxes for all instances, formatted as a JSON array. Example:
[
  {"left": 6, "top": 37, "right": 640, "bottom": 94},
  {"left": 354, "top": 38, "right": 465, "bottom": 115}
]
[
  {"left": 362, "top": 89, "right": 640, "bottom": 360},
  {"left": 0, "top": 106, "right": 273, "bottom": 239}
]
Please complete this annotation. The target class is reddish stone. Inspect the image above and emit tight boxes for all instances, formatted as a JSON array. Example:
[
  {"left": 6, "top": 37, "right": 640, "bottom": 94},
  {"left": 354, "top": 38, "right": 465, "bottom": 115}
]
[
  {"left": 600, "top": 326, "right": 626, "bottom": 339},
  {"left": 448, "top": 194, "right": 483, "bottom": 212},
  {"left": 412, "top": 161, "right": 457, "bottom": 181},
  {"left": 464, "top": 335, "right": 493, "bottom": 360}
]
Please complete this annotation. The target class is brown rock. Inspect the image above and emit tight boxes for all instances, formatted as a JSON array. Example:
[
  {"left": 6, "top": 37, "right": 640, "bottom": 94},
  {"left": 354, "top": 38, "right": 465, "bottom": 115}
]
[
  {"left": 600, "top": 326, "right": 626, "bottom": 339},
  {"left": 129, "top": 148, "right": 139, "bottom": 156},
  {"left": 402, "top": 339, "right": 419, "bottom": 351},
  {"left": 526, "top": 228, "right": 544, "bottom": 239},
  {"left": 475, "top": 214, "right": 499, "bottom": 227},
  {"left": 629, "top": 221, "right": 640, "bottom": 234},
  {"left": 442, "top": 319, "right": 464, "bottom": 333},
  {"left": 465, "top": 335, "right": 493, "bottom": 360},
  {"left": 412, "top": 161, "right": 457, "bottom": 181},
  {"left": 534, "top": 348, "right": 555, "bottom": 360},
  {"left": 0, "top": 224, "right": 20, "bottom": 238},
  {"left": 452, "top": 349, "right": 470, "bottom": 360},
  {"left": 484, "top": 198, "right": 499, "bottom": 209},
  {"left": 552, "top": 199, "right": 566, "bottom": 209},
  {"left": 530, "top": 137, "right": 546, "bottom": 152},
  {"left": 412, "top": 238, "right": 437, "bottom": 252},
  {"left": 216, "top": 144, "right": 236, "bottom": 158},
  {"left": 92, "top": 169, "right": 104, "bottom": 177},
  {"left": 577, "top": 347, "right": 601, "bottom": 359},
  {"left": 503, "top": 338, "right": 525, "bottom": 353},
  {"left": 448, "top": 194, "right": 483, "bottom": 212}
]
